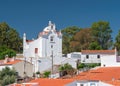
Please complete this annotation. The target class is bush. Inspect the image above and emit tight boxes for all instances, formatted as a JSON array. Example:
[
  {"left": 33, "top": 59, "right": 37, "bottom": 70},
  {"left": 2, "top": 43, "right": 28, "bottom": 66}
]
[
  {"left": 43, "top": 71, "right": 51, "bottom": 78},
  {"left": 59, "top": 63, "right": 76, "bottom": 76},
  {"left": 0, "top": 46, "right": 16, "bottom": 60},
  {"left": 0, "top": 67, "right": 16, "bottom": 86}
]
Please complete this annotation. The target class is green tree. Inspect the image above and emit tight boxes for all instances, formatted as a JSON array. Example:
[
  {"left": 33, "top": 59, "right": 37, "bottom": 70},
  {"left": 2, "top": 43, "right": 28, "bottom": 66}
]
[
  {"left": 0, "top": 22, "right": 22, "bottom": 52},
  {"left": 62, "top": 26, "right": 81, "bottom": 54},
  {"left": 0, "top": 46, "right": 16, "bottom": 60},
  {"left": 91, "top": 21, "right": 113, "bottom": 49},
  {"left": 0, "top": 67, "right": 16, "bottom": 86},
  {"left": 7, "top": 29, "right": 22, "bottom": 52},
  {"left": 88, "top": 41, "right": 102, "bottom": 50},
  {"left": 77, "top": 63, "right": 85, "bottom": 70},
  {"left": 114, "top": 30, "right": 120, "bottom": 55}
]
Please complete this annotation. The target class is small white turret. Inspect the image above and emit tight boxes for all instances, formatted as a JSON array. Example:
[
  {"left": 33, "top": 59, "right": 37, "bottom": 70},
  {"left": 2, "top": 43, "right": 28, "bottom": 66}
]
[
  {"left": 23, "top": 33, "right": 26, "bottom": 43},
  {"left": 49, "top": 21, "right": 52, "bottom": 26}
]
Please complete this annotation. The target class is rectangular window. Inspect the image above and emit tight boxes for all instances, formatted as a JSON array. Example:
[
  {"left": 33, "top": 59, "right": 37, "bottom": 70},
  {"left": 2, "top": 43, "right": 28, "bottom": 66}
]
[
  {"left": 90, "top": 83, "right": 95, "bottom": 86},
  {"left": 97, "top": 55, "right": 100, "bottom": 59},
  {"left": 35, "top": 48, "right": 38, "bottom": 54},
  {"left": 80, "top": 84, "right": 84, "bottom": 86},
  {"left": 86, "top": 55, "right": 89, "bottom": 59}
]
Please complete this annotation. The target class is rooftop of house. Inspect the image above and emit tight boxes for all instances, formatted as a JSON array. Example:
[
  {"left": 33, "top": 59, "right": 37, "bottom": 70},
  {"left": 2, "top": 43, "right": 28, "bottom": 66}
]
[
  {"left": 10, "top": 78, "right": 73, "bottom": 86},
  {"left": 81, "top": 50, "right": 115, "bottom": 54},
  {"left": 9, "top": 67, "right": 120, "bottom": 86},
  {"left": 72, "top": 67, "right": 120, "bottom": 81},
  {"left": 4, "top": 60, "right": 22, "bottom": 65},
  {"left": 0, "top": 57, "right": 22, "bottom": 65},
  {"left": 29, "top": 78, "right": 74, "bottom": 86},
  {"left": 104, "top": 80, "right": 120, "bottom": 86},
  {"left": 9, "top": 83, "right": 39, "bottom": 86}
]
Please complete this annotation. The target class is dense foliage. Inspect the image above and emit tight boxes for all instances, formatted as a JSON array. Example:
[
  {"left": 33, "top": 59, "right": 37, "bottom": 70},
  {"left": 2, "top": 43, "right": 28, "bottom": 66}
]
[
  {"left": 59, "top": 63, "right": 76, "bottom": 76},
  {"left": 114, "top": 30, "right": 120, "bottom": 55},
  {"left": 0, "top": 22, "right": 22, "bottom": 53},
  {"left": 62, "top": 26, "right": 81, "bottom": 54},
  {"left": 0, "top": 67, "right": 17, "bottom": 86},
  {"left": 77, "top": 63, "right": 100, "bottom": 71},
  {"left": 0, "top": 46, "right": 16, "bottom": 60},
  {"left": 62, "top": 21, "right": 113, "bottom": 54},
  {"left": 91, "top": 21, "right": 113, "bottom": 49},
  {"left": 43, "top": 71, "right": 51, "bottom": 78}
]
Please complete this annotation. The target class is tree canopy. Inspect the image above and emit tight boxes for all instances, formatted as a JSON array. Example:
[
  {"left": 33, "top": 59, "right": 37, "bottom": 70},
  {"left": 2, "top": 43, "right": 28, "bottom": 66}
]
[
  {"left": 91, "top": 21, "right": 113, "bottom": 49},
  {"left": 62, "top": 21, "right": 113, "bottom": 53},
  {"left": 114, "top": 30, "right": 120, "bottom": 55},
  {"left": 62, "top": 26, "right": 81, "bottom": 54},
  {"left": 71, "top": 28, "right": 92, "bottom": 51},
  {"left": 0, "top": 22, "right": 22, "bottom": 53}
]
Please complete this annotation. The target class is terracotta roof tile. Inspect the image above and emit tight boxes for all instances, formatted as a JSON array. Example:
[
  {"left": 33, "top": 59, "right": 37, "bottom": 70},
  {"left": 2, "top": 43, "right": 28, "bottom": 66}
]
[
  {"left": 0, "top": 60, "right": 22, "bottom": 65},
  {"left": 72, "top": 67, "right": 120, "bottom": 81},
  {"left": 105, "top": 80, "right": 120, "bottom": 86},
  {"left": 29, "top": 78, "right": 74, "bottom": 86},
  {"left": 81, "top": 50, "right": 115, "bottom": 54}
]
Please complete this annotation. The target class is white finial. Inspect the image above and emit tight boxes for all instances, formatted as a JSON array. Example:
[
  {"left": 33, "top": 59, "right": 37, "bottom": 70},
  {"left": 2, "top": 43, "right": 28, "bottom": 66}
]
[
  {"left": 23, "top": 33, "right": 26, "bottom": 37},
  {"left": 49, "top": 21, "right": 52, "bottom": 26}
]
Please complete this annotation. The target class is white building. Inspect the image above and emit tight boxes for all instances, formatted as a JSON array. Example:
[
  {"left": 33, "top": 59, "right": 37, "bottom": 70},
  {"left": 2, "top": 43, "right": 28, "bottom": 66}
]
[
  {"left": 67, "top": 49, "right": 120, "bottom": 67},
  {"left": 80, "top": 49, "right": 120, "bottom": 67},
  {"left": 80, "top": 50, "right": 115, "bottom": 64},
  {"left": 101, "top": 49, "right": 120, "bottom": 67},
  {"left": 23, "top": 21, "right": 62, "bottom": 73}
]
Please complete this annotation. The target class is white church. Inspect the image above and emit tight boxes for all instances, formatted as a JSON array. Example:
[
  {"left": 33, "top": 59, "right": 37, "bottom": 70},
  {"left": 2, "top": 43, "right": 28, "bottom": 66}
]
[{"left": 23, "top": 21, "right": 63, "bottom": 73}]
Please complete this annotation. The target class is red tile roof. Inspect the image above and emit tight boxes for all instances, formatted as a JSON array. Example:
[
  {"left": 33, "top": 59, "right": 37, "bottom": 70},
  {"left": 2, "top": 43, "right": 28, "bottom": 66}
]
[
  {"left": 0, "top": 60, "right": 22, "bottom": 65},
  {"left": 81, "top": 50, "right": 115, "bottom": 54},
  {"left": 5, "top": 60, "right": 22, "bottom": 65},
  {"left": 72, "top": 67, "right": 120, "bottom": 81},
  {"left": 29, "top": 78, "right": 74, "bottom": 86},
  {"left": 10, "top": 67, "right": 120, "bottom": 86},
  {"left": 105, "top": 80, "right": 120, "bottom": 86},
  {"left": 9, "top": 83, "right": 39, "bottom": 86},
  {"left": 39, "top": 31, "right": 61, "bottom": 37}
]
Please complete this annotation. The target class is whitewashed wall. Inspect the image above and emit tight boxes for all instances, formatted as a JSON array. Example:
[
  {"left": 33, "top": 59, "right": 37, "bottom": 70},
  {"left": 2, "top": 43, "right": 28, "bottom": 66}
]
[
  {"left": 81, "top": 54, "right": 101, "bottom": 63},
  {"left": 101, "top": 54, "right": 120, "bottom": 67}
]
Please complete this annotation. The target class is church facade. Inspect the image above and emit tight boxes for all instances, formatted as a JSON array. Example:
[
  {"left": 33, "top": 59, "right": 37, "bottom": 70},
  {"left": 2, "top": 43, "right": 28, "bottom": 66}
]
[{"left": 23, "top": 21, "right": 62, "bottom": 72}]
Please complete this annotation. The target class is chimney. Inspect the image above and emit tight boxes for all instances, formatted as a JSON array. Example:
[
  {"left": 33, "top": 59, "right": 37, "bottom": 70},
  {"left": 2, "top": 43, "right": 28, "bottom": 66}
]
[
  {"left": 112, "top": 77, "right": 115, "bottom": 81},
  {"left": 4, "top": 55, "right": 9, "bottom": 63},
  {"left": 11, "top": 56, "right": 16, "bottom": 61}
]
